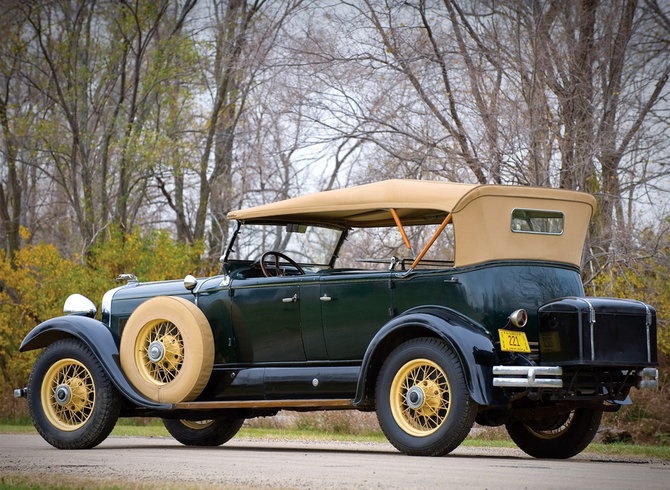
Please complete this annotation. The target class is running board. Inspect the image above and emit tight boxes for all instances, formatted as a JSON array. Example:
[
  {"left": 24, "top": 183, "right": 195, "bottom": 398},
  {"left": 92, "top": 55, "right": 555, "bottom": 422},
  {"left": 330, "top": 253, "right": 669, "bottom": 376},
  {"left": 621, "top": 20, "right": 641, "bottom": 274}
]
[{"left": 173, "top": 398, "right": 354, "bottom": 410}]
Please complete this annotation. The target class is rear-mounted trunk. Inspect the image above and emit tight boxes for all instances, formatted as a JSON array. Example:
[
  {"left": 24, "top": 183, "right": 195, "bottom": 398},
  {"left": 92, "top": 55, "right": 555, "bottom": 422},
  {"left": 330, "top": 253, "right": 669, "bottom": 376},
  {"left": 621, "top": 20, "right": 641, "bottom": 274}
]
[{"left": 538, "top": 297, "right": 657, "bottom": 366}]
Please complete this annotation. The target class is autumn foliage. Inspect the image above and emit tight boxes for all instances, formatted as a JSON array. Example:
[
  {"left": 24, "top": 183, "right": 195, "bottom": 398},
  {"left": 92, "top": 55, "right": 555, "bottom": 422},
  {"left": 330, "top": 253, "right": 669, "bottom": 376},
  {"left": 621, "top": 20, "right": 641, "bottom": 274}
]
[{"left": 0, "top": 228, "right": 205, "bottom": 418}]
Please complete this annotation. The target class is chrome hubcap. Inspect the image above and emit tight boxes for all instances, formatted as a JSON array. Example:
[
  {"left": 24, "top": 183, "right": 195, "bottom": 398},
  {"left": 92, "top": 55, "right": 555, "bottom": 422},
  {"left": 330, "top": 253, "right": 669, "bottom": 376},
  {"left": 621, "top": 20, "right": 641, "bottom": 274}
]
[
  {"left": 148, "top": 341, "right": 165, "bottom": 363},
  {"left": 405, "top": 385, "right": 425, "bottom": 409},
  {"left": 54, "top": 384, "right": 72, "bottom": 406}
]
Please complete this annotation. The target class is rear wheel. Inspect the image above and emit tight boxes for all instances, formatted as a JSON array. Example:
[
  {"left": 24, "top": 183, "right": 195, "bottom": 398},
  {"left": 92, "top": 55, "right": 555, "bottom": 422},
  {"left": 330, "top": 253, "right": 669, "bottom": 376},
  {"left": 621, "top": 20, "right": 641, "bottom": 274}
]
[
  {"left": 163, "top": 416, "right": 245, "bottom": 446},
  {"left": 505, "top": 408, "right": 602, "bottom": 458},
  {"left": 375, "top": 337, "right": 477, "bottom": 456},
  {"left": 27, "top": 339, "right": 121, "bottom": 449}
]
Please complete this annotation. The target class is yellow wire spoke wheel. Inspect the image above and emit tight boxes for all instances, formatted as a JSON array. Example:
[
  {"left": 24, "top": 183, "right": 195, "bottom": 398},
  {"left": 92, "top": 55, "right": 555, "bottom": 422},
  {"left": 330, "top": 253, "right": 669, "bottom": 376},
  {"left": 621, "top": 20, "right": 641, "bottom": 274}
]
[
  {"left": 389, "top": 358, "right": 451, "bottom": 437},
  {"left": 376, "top": 337, "right": 476, "bottom": 456},
  {"left": 524, "top": 412, "right": 574, "bottom": 440},
  {"left": 40, "top": 358, "right": 95, "bottom": 432},
  {"left": 120, "top": 296, "right": 214, "bottom": 403},
  {"left": 137, "top": 321, "right": 185, "bottom": 385},
  {"left": 28, "top": 339, "right": 121, "bottom": 449}
]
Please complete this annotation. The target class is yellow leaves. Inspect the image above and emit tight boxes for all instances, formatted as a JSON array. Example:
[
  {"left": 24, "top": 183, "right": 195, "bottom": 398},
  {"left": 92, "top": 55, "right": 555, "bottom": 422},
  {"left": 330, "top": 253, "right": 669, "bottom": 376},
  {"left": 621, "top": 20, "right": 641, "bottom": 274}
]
[
  {"left": 0, "top": 229, "right": 205, "bottom": 402},
  {"left": 0, "top": 242, "right": 81, "bottom": 394},
  {"left": 86, "top": 227, "right": 205, "bottom": 282},
  {"left": 18, "top": 227, "right": 31, "bottom": 242},
  {"left": 6, "top": 242, "right": 85, "bottom": 322}
]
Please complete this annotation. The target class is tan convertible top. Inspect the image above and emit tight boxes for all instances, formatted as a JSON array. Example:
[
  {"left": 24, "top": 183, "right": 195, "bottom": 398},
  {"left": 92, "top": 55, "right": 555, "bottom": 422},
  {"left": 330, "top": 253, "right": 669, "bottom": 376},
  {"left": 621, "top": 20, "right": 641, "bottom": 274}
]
[
  {"left": 228, "top": 180, "right": 477, "bottom": 226},
  {"left": 228, "top": 179, "right": 597, "bottom": 267}
]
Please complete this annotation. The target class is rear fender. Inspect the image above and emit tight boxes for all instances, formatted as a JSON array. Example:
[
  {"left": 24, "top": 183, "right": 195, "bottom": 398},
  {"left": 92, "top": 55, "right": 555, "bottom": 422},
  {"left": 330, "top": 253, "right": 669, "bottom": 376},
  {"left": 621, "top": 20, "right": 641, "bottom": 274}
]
[
  {"left": 354, "top": 307, "right": 498, "bottom": 406},
  {"left": 20, "top": 316, "right": 171, "bottom": 410}
]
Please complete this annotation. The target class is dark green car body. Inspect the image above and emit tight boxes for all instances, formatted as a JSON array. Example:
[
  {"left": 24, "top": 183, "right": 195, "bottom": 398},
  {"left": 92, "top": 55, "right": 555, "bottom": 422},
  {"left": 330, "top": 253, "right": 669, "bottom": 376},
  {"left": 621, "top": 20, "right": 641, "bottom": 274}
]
[
  {"left": 100, "top": 261, "right": 584, "bottom": 405},
  {"left": 17, "top": 180, "right": 659, "bottom": 457}
]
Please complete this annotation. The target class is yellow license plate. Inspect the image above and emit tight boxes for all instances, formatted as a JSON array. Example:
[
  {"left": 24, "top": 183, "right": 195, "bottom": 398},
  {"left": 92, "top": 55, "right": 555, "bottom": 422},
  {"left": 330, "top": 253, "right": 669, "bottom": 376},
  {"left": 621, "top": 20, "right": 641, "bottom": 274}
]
[{"left": 499, "top": 329, "right": 531, "bottom": 353}]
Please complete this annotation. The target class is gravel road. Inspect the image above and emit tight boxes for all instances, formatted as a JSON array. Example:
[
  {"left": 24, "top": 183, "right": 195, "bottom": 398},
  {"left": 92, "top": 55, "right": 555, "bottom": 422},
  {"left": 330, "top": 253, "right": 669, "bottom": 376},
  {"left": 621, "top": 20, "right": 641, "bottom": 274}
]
[{"left": 1, "top": 433, "right": 668, "bottom": 489}]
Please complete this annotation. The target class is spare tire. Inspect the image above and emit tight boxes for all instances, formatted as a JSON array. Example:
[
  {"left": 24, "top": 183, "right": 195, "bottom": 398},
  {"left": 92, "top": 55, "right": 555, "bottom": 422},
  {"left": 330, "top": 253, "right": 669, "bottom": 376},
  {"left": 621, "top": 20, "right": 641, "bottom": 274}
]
[{"left": 120, "top": 296, "right": 214, "bottom": 403}]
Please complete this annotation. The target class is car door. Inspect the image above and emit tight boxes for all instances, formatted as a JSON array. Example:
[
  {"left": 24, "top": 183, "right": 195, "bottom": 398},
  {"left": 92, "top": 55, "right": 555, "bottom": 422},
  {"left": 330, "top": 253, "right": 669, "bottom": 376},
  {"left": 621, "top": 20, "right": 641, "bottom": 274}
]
[
  {"left": 318, "top": 271, "right": 394, "bottom": 360},
  {"left": 229, "top": 275, "right": 305, "bottom": 363}
]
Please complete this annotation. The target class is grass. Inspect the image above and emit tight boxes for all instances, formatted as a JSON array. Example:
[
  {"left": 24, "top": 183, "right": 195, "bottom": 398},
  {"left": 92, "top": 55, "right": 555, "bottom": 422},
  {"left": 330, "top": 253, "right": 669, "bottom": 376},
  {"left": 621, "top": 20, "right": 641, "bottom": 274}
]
[
  {"left": 582, "top": 442, "right": 670, "bottom": 460},
  {"left": 0, "top": 475, "right": 135, "bottom": 490}
]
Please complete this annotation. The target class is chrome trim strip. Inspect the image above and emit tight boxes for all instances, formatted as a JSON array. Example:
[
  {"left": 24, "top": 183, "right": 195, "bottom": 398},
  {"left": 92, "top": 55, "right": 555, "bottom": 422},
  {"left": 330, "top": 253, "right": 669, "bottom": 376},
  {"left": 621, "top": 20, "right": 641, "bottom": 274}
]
[
  {"left": 575, "top": 298, "right": 595, "bottom": 361},
  {"left": 101, "top": 285, "right": 126, "bottom": 323}
]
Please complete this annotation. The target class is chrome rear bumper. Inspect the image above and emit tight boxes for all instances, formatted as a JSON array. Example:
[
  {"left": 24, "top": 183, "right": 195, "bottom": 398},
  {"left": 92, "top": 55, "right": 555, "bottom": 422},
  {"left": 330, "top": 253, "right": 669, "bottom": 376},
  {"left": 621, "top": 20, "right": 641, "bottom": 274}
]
[
  {"left": 492, "top": 366, "right": 563, "bottom": 388},
  {"left": 493, "top": 366, "right": 659, "bottom": 390}
]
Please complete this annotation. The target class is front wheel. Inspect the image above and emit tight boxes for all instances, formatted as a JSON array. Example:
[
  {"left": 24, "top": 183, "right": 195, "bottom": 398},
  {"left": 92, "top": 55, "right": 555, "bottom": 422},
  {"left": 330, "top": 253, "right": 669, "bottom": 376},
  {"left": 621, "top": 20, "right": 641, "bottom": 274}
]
[
  {"left": 163, "top": 416, "right": 245, "bottom": 446},
  {"left": 27, "top": 339, "right": 121, "bottom": 449},
  {"left": 375, "top": 337, "right": 477, "bottom": 456},
  {"left": 505, "top": 408, "right": 602, "bottom": 458}
]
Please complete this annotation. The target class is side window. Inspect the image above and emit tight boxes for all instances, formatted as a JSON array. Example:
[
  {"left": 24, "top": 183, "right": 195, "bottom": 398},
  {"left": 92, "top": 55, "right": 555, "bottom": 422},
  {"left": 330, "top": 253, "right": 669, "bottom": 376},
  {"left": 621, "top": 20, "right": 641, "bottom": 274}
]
[{"left": 511, "top": 209, "right": 564, "bottom": 235}]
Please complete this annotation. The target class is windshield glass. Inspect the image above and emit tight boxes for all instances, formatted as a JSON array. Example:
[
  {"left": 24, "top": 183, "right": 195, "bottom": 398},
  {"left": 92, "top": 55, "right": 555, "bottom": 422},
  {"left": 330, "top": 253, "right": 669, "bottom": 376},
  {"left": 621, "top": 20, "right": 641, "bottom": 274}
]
[{"left": 227, "top": 223, "right": 344, "bottom": 266}]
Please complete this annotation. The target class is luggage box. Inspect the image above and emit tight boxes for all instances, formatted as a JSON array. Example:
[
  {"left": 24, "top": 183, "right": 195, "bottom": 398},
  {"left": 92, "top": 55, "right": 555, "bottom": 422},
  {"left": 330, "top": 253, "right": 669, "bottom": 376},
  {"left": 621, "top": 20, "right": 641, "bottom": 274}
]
[{"left": 537, "top": 297, "right": 656, "bottom": 366}]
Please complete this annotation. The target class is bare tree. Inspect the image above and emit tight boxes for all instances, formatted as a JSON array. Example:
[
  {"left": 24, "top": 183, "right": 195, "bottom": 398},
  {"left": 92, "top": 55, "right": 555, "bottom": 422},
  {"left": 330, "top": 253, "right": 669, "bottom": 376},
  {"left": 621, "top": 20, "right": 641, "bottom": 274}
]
[
  {"left": 165, "top": 0, "right": 305, "bottom": 262},
  {"left": 305, "top": 1, "right": 668, "bottom": 274},
  {"left": 0, "top": 1, "right": 197, "bottom": 254},
  {"left": 0, "top": 2, "right": 26, "bottom": 258},
  {"left": 492, "top": 0, "right": 669, "bottom": 271}
]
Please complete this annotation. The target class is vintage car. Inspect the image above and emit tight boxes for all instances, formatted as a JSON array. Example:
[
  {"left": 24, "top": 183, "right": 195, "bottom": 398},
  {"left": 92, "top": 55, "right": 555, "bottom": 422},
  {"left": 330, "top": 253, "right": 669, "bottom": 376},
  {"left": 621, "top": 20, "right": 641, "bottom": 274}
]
[{"left": 15, "top": 179, "right": 658, "bottom": 458}]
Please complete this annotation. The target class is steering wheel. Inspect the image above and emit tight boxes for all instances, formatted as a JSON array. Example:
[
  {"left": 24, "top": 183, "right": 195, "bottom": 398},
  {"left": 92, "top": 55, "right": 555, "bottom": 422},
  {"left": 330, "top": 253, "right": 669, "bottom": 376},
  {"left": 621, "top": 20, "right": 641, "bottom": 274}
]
[{"left": 258, "top": 251, "right": 305, "bottom": 277}]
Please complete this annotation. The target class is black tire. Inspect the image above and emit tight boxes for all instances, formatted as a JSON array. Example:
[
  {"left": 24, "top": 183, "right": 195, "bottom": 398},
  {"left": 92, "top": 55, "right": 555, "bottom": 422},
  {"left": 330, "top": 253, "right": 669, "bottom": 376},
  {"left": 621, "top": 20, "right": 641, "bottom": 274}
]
[
  {"left": 27, "top": 338, "right": 121, "bottom": 449},
  {"left": 375, "top": 337, "right": 477, "bottom": 456},
  {"left": 505, "top": 408, "right": 603, "bottom": 459},
  {"left": 163, "top": 416, "right": 245, "bottom": 446}
]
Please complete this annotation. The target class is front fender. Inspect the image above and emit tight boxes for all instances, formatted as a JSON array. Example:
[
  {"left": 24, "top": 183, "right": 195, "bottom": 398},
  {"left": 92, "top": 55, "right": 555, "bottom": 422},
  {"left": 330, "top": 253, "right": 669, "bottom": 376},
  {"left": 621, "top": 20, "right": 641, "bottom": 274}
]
[
  {"left": 354, "top": 307, "right": 498, "bottom": 407},
  {"left": 20, "top": 316, "right": 171, "bottom": 410}
]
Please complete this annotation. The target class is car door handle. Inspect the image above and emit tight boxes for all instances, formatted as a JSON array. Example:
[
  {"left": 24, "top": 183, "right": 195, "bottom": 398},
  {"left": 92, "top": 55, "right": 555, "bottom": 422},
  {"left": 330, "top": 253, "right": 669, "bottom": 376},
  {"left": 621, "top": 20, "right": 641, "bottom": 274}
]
[
  {"left": 320, "top": 294, "right": 332, "bottom": 302},
  {"left": 282, "top": 294, "right": 298, "bottom": 303}
]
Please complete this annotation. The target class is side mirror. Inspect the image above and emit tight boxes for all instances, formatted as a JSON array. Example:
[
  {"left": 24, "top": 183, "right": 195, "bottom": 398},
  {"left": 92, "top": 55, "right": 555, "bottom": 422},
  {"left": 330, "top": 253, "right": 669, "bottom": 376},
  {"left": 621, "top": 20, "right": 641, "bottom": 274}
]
[{"left": 183, "top": 274, "right": 198, "bottom": 291}]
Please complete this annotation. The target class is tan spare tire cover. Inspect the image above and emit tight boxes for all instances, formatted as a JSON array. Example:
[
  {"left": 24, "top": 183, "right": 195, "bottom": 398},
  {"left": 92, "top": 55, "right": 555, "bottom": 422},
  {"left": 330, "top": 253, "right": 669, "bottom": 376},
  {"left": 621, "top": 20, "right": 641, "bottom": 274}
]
[{"left": 120, "top": 296, "right": 214, "bottom": 403}]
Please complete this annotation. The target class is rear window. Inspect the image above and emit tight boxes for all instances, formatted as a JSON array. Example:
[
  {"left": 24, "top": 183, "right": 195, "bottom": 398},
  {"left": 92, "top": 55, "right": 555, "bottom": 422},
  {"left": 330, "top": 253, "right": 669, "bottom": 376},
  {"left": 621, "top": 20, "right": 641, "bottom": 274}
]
[{"left": 511, "top": 209, "right": 564, "bottom": 235}]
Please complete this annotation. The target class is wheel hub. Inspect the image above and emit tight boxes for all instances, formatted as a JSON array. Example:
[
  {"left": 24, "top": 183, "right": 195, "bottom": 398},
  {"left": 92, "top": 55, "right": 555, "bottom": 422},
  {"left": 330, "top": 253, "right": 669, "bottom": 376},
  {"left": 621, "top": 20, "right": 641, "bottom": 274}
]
[
  {"left": 54, "top": 384, "right": 72, "bottom": 406},
  {"left": 148, "top": 341, "right": 165, "bottom": 363},
  {"left": 405, "top": 385, "right": 425, "bottom": 409}
]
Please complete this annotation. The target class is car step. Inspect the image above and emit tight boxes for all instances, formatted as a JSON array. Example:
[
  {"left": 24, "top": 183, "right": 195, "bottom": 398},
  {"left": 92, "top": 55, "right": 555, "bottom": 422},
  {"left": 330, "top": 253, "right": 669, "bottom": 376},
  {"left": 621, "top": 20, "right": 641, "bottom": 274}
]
[{"left": 173, "top": 398, "right": 355, "bottom": 410}]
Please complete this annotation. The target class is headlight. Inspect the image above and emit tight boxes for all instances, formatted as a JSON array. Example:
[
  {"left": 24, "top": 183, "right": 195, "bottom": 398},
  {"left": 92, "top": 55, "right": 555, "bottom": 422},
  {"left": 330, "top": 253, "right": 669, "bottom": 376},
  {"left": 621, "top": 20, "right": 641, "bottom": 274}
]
[{"left": 63, "top": 294, "right": 97, "bottom": 318}]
